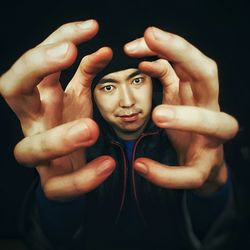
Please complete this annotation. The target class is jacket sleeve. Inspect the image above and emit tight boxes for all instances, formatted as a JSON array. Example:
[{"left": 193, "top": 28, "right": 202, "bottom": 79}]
[
  {"left": 186, "top": 170, "right": 231, "bottom": 239},
  {"left": 19, "top": 177, "right": 87, "bottom": 250},
  {"left": 35, "top": 182, "right": 86, "bottom": 245},
  {"left": 182, "top": 166, "right": 237, "bottom": 249}
]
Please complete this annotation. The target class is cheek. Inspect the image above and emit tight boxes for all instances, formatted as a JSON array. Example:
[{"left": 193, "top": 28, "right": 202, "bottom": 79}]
[
  {"left": 137, "top": 86, "right": 153, "bottom": 110},
  {"left": 95, "top": 93, "right": 117, "bottom": 116}
]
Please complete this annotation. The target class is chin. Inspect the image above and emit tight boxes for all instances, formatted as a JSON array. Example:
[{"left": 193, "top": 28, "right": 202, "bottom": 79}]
[{"left": 119, "top": 123, "right": 144, "bottom": 133}]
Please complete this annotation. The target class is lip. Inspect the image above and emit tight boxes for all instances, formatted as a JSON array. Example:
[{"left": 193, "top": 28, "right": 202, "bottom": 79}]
[{"left": 119, "top": 113, "right": 139, "bottom": 122}]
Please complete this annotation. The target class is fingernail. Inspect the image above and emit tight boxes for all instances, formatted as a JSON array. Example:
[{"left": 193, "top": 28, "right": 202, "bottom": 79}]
[
  {"left": 155, "top": 107, "right": 175, "bottom": 123},
  {"left": 96, "top": 160, "right": 114, "bottom": 176},
  {"left": 152, "top": 27, "right": 168, "bottom": 41},
  {"left": 67, "top": 123, "right": 91, "bottom": 143},
  {"left": 125, "top": 40, "right": 139, "bottom": 52},
  {"left": 77, "top": 19, "right": 94, "bottom": 30},
  {"left": 46, "top": 43, "right": 69, "bottom": 58},
  {"left": 134, "top": 162, "right": 148, "bottom": 175}
]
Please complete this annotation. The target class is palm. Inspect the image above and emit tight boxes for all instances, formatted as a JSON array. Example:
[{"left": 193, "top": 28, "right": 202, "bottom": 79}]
[
  {"left": 162, "top": 65, "right": 221, "bottom": 166},
  {"left": 124, "top": 26, "right": 238, "bottom": 191},
  {"left": 0, "top": 21, "right": 116, "bottom": 199},
  {"left": 20, "top": 72, "right": 93, "bottom": 184}
]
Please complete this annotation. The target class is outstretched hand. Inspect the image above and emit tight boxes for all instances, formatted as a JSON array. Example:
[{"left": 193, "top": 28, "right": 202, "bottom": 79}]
[
  {"left": 0, "top": 20, "right": 115, "bottom": 200},
  {"left": 125, "top": 27, "right": 238, "bottom": 195}
]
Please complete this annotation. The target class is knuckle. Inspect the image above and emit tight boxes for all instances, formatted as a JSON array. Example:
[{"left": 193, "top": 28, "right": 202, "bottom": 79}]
[
  {"left": 1, "top": 82, "right": 18, "bottom": 98},
  {"left": 159, "top": 60, "right": 169, "bottom": 71},
  {"left": 193, "top": 170, "right": 207, "bottom": 187},
  {"left": 158, "top": 61, "right": 170, "bottom": 79},
  {"left": 172, "top": 35, "right": 189, "bottom": 52},
  {"left": 43, "top": 184, "right": 55, "bottom": 200},
  {"left": 19, "top": 49, "right": 42, "bottom": 79},
  {"left": 13, "top": 139, "right": 36, "bottom": 167},
  {"left": 21, "top": 48, "right": 35, "bottom": 69},
  {"left": 229, "top": 115, "right": 239, "bottom": 139},
  {"left": 72, "top": 177, "right": 85, "bottom": 194},
  {"left": 232, "top": 119, "right": 240, "bottom": 137},
  {"left": 13, "top": 143, "right": 24, "bottom": 165},
  {"left": 40, "top": 134, "right": 52, "bottom": 157},
  {"left": 0, "top": 55, "right": 32, "bottom": 98},
  {"left": 161, "top": 60, "right": 179, "bottom": 83},
  {"left": 201, "top": 58, "right": 218, "bottom": 80},
  {"left": 43, "top": 178, "right": 64, "bottom": 201},
  {"left": 58, "top": 23, "right": 74, "bottom": 36},
  {"left": 58, "top": 23, "right": 69, "bottom": 32},
  {"left": 0, "top": 72, "right": 13, "bottom": 97},
  {"left": 79, "top": 55, "right": 94, "bottom": 77},
  {"left": 80, "top": 55, "right": 88, "bottom": 66}
]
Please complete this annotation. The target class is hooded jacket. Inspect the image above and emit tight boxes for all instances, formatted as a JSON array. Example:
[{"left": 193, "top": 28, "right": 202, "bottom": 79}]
[
  {"left": 19, "top": 41, "right": 235, "bottom": 250},
  {"left": 19, "top": 110, "right": 235, "bottom": 250}
]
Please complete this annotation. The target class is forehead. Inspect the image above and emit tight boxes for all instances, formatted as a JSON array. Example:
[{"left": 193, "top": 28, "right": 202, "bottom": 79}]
[{"left": 100, "top": 68, "right": 139, "bottom": 81}]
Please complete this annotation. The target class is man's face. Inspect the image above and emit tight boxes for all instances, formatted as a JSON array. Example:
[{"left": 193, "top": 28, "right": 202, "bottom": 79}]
[{"left": 93, "top": 68, "right": 153, "bottom": 140}]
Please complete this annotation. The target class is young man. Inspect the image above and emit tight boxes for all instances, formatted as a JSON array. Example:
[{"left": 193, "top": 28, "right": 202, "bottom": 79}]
[
  {"left": 0, "top": 20, "right": 238, "bottom": 249},
  {"left": 93, "top": 68, "right": 153, "bottom": 141}
]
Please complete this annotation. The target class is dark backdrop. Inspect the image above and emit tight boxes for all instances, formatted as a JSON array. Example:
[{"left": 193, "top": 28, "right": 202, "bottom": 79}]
[{"left": 0, "top": 0, "right": 249, "bottom": 244}]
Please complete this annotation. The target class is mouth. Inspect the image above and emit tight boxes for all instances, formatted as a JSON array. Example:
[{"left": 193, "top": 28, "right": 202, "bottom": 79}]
[{"left": 118, "top": 113, "right": 140, "bottom": 122}]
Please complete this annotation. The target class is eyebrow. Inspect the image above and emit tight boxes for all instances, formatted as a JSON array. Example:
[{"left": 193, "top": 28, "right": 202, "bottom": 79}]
[{"left": 97, "top": 69, "right": 142, "bottom": 84}]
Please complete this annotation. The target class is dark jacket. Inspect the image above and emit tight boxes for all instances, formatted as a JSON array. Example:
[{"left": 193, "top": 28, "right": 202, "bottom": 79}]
[{"left": 19, "top": 116, "right": 237, "bottom": 250}]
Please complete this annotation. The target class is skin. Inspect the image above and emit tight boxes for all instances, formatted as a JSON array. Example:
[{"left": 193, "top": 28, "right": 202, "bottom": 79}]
[
  {"left": 93, "top": 68, "right": 153, "bottom": 140},
  {"left": 124, "top": 27, "right": 239, "bottom": 195},
  {"left": 0, "top": 19, "right": 238, "bottom": 200},
  {"left": 0, "top": 20, "right": 116, "bottom": 200}
]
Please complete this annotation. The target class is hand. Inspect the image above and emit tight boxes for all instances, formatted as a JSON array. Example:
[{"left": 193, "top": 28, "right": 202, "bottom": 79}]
[
  {"left": 0, "top": 20, "right": 115, "bottom": 200},
  {"left": 125, "top": 27, "right": 239, "bottom": 195}
]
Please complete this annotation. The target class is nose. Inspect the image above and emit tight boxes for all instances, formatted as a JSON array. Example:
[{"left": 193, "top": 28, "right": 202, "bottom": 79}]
[{"left": 119, "top": 85, "right": 135, "bottom": 108}]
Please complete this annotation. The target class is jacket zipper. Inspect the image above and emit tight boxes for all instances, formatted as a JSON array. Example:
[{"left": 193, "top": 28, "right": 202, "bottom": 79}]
[
  {"left": 111, "top": 131, "right": 159, "bottom": 224},
  {"left": 111, "top": 140, "right": 128, "bottom": 224},
  {"left": 131, "top": 132, "right": 159, "bottom": 226}
]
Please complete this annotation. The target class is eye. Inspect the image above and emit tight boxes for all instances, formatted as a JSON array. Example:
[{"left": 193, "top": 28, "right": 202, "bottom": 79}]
[
  {"left": 102, "top": 85, "right": 114, "bottom": 92},
  {"left": 132, "top": 77, "right": 143, "bottom": 85}
]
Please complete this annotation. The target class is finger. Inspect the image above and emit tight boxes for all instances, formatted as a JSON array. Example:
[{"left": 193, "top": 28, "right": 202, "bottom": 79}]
[
  {"left": 14, "top": 118, "right": 99, "bottom": 166},
  {"left": 1, "top": 42, "right": 76, "bottom": 117},
  {"left": 66, "top": 47, "right": 113, "bottom": 93},
  {"left": 179, "top": 81, "right": 194, "bottom": 106},
  {"left": 144, "top": 27, "right": 219, "bottom": 102},
  {"left": 152, "top": 105, "right": 239, "bottom": 141},
  {"left": 138, "top": 59, "right": 180, "bottom": 105},
  {"left": 125, "top": 27, "right": 214, "bottom": 78},
  {"left": 36, "top": 73, "right": 64, "bottom": 118},
  {"left": 140, "top": 27, "right": 216, "bottom": 79},
  {"left": 43, "top": 156, "right": 116, "bottom": 200},
  {"left": 38, "top": 19, "right": 99, "bottom": 46},
  {"left": 134, "top": 157, "right": 212, "bottom": 189},
  {"left": 124, "top": 37, "right": 156, "bottom": 57},
  {"left": 0, "top": 42, "right": 77, "bottom": 116},
  {"left": 126, "top": 27, "right": 219, "bottom": 104}
]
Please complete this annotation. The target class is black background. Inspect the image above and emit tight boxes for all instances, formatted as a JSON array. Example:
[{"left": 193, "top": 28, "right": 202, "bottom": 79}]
[{"left": 0, "top": 0, "right": 249, "bottom": 244}]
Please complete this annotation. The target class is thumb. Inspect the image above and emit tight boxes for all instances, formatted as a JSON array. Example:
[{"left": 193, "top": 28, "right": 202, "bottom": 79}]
[
  {"left": 66, "top": 47, "right": 113, "bottom": 93},
  {"left": 139, "top": 59, "right": 180, "bottom": 105}
]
